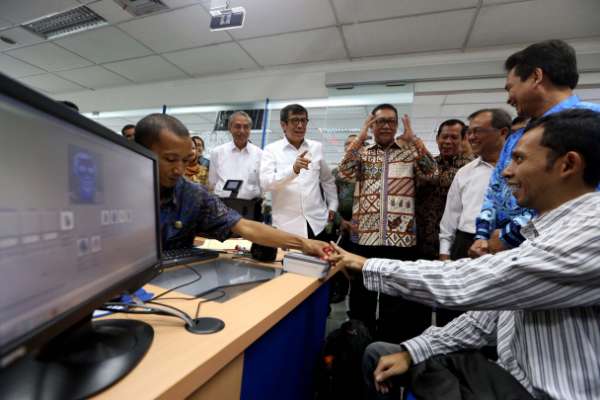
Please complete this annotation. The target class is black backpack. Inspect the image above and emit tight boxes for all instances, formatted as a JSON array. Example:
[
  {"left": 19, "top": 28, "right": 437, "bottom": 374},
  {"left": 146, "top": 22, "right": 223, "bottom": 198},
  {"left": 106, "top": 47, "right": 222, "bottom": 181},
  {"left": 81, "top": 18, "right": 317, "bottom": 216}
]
[{"left": 315, "top": 319, "right": 373, "bottom": 400}]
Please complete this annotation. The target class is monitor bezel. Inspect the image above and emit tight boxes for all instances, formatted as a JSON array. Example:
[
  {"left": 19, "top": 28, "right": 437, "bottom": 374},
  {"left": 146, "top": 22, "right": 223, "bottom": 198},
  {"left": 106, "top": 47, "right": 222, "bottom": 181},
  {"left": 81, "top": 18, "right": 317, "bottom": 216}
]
[{"left": 0, "top": 72, "right": 162, "bottom": 364}]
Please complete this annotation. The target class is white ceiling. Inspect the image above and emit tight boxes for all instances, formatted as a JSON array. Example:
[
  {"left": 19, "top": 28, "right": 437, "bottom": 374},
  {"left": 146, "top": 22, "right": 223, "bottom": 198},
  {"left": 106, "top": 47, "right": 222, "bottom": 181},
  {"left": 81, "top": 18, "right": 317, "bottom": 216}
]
[
  {"left": 0, "top": 0, "right": 599, "bottom": 95},
  {"left": 1, "top": 0, "right": 600, "bottom": 161}
]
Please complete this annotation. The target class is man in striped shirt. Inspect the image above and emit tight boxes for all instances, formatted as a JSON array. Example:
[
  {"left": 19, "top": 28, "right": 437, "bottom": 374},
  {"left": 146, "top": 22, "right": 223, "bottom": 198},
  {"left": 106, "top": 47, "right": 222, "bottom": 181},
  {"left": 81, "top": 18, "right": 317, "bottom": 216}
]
[{"left": 329, "top": 109, "right": 600, "bottom": 399}]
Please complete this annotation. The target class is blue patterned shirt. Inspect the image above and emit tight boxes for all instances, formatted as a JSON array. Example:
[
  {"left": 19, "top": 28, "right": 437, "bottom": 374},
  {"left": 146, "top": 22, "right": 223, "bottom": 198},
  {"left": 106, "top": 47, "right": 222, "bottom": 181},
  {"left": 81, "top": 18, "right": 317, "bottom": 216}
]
[
  {"left": 160, "top": 178, "right": 242, "bottom": 250},
  {"left": 474, "top": 95, "right": 600, "bottom": 247}
]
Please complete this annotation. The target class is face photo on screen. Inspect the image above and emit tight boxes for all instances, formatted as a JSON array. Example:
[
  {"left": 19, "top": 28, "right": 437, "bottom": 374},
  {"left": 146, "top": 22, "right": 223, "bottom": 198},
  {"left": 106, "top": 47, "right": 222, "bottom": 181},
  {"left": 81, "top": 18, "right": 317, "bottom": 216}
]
[{"left": 69, "top": 145, "right": 103, "bottom": 204}]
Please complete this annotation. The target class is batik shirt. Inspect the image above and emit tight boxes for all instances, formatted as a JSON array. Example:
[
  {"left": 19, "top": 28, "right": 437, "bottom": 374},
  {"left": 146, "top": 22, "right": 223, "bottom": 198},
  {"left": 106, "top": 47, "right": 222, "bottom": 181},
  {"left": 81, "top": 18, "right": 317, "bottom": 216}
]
[
  {"left": 474, "top": 95, "right": 600, "bottom": 247},
  {"left": 337, "top": 139, "right": 434, "bottom": 247},
  {"left": 160, "top": 177, "right": 241, "bottom": 250},
  {"left": 415, "top": 154, "right": 473, "bottom": 259}
]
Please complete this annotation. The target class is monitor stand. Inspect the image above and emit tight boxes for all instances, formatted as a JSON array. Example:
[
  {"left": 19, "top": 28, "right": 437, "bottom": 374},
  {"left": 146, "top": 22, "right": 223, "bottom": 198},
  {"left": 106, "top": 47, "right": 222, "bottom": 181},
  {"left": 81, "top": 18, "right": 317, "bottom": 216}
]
[{"left": 0, "top": 318, "right": 153, "bottom": 400}]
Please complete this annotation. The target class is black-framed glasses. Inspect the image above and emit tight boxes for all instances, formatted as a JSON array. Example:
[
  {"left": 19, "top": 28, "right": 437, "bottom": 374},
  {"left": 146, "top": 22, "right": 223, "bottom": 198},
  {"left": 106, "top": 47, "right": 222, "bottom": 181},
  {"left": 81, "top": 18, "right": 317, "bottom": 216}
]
[
  {"left": 287, "top": 117, "right": 309, "bottom": 126},
  {"left": 374, "top": 118, "right": 398, "bottom": 127}
]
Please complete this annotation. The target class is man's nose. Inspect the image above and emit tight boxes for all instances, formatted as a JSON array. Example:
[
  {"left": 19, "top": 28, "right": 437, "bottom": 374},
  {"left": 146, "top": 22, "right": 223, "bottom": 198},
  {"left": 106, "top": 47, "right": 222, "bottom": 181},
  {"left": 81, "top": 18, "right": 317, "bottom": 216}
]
[{"left": 502, "top": 161, "right": 514, "bottom": 178}]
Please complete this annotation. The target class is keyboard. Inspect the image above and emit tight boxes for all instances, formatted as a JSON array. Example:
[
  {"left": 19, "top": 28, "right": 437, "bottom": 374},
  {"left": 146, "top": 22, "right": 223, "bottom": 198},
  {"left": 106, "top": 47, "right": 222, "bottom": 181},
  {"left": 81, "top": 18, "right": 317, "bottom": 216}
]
[{"left": 160, "top": 248, "right": 220, "bottom": 268}]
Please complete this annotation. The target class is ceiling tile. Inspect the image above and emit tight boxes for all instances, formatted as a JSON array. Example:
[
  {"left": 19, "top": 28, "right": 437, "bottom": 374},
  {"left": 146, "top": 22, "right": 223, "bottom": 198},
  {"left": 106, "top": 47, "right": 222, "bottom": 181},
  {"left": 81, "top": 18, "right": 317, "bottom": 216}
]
[
  {"left": 7, "top": 42, "right": 93, "bottom": 71},
  {"left": 103, "top": 55, "right": 188, "bottom": 83},
  {"left": 240, "top": 27, "right": 346, "bottom": 66},
  {"left": 0, "top": 27, "right": 43, "bottom": 51},
  {"left": 19, "top": 73, "right": 86, "bottom": 94},
  {"left": 162, "top": 0, "right": 202, "bottom": 7},
  {"left": 56, "top": 26, "right": 153, "bottom": 63},
  {"left": 166, "top": 42, "right": 256, "bottom": 75},
  {"left": 469, "top": 0, "right": 600, "bottom": 48},
  {"left": 119, "top": 5, "right": 230, "bottom": 53},
  {"left": 343, "top": 9, "right": 475, "bottom": 58},
  {"left": 0, "top": 0, "right": 79, "bottom": 25},
  {"left": 228, "top": 0, "right": 336, "bottom": 40},
  {"left": 56, "top": 65, "right": 131, "bottom": 89},
  {"left": 0, "top": 17, "right": 12, "bottom": 29},
  {"left": 332, "top": 0, "right": 477, "bottom": 23},
  {"left": 482, "top": 0, "right": 534, "bottom": 4},
  {"left": 86, "top": 0, "right": 134, "bottom": 24},
  {"left": 0, "top": 54, "right": 45, "bottom": 77}
]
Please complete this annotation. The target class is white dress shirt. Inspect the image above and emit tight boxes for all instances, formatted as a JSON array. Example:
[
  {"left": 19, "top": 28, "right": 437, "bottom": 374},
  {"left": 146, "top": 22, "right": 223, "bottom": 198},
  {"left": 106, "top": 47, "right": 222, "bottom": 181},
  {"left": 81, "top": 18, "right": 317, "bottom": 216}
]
[
  {"left": 439, "top": 157, "right": 494, "bottom": 255},
  {"left": 208, "top": 141, "right": 263, "bottom": 200},
  {"left": 260, "top": 137, "right": 338, "bottom": 237}
]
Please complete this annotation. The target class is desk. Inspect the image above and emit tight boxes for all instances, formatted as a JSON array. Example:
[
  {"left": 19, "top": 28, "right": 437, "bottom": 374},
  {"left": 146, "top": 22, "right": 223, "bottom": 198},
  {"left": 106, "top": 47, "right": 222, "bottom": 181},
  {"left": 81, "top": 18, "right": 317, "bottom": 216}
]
[{"left": 94, "top": 254, "right": 335, "bottom": 399}]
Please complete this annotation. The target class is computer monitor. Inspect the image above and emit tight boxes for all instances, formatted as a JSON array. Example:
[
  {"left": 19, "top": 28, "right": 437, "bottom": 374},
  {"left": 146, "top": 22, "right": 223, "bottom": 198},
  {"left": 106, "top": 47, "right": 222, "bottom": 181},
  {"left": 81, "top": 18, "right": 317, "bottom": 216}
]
[{"left": 0, "top": 73, "right": 161, "bottom": 399}]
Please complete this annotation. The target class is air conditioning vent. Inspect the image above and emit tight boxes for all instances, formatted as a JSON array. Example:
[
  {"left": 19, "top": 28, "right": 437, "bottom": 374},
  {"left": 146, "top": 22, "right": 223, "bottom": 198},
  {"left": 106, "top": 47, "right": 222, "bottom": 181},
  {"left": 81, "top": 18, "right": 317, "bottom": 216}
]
[
  {"left": 21, "top": 6, "right": 108, "bottom": 39},
  {"left": 114, "top": 0, "right": 169, "bottom": 17}
]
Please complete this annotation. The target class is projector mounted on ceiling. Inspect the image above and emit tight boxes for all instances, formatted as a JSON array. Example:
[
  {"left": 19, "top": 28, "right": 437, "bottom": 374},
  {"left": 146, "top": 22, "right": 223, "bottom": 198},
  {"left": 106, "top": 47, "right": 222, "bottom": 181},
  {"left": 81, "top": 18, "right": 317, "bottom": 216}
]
[{"left": 209, "top": 1, "right": 245, "bottom": 32}]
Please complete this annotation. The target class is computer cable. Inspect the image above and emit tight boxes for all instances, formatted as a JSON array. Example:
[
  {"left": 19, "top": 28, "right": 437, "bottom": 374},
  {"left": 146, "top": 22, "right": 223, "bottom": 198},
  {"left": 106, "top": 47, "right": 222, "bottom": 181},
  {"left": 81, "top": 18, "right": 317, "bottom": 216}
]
[
  {"left": 151, "top": 264, "right": 202, "bottom": 301},
  {"left": 194, "top": 289, "right": 226, "bottom": 319}
]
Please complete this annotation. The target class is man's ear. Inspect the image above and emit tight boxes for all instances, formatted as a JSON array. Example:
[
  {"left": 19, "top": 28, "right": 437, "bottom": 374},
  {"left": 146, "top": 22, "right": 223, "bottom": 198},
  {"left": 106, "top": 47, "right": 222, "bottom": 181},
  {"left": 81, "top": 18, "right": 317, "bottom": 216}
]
[
  {"left": 559, "top": 151, "right": 585, "bottom": 180},
  {"left": 532, "top": 67, "right": 544, "bottom": 86}
]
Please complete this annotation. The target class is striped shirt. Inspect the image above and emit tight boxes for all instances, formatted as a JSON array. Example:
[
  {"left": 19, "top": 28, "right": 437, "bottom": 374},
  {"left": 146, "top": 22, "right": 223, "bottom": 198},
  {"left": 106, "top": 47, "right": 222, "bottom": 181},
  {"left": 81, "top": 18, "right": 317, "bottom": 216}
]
[{"left": 363, "top": 192, "right": 600, "bottom": 399}]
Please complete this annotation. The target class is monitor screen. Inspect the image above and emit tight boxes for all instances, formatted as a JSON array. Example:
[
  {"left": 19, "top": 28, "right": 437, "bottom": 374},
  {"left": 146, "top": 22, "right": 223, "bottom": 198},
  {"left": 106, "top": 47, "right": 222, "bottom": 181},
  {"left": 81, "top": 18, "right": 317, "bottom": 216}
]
[{"left": 0, "top": 86, "right": 160, "bottom": 358}]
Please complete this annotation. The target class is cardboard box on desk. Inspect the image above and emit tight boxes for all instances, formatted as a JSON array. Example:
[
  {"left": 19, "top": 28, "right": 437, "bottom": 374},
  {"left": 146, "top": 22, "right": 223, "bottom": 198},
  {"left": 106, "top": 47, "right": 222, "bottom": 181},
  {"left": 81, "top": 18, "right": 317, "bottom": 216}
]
[{"left": 283, "top": 252, "right": 331, "bottom": 278}]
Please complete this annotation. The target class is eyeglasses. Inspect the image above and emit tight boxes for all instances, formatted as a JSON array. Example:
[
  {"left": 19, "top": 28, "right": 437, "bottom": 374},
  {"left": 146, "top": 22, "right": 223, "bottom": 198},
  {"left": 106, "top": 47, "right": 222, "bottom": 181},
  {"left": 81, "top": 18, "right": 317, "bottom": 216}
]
[
  {"left": 466, "top": 127, "right": 498, "bottom": 136},
  {"left": 287, "top": 117, "right": 309, "bottom": 126},
  {"left": 374, "top": 118, "right": 398, "bottom": 127}
]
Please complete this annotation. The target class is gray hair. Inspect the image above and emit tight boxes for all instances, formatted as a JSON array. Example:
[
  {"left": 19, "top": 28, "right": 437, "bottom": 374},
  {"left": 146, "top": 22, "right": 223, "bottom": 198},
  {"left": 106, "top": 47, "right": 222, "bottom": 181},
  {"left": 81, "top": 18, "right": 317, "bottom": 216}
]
[{"left": 228, "top": 111, "right": 253, "bottom": 129}]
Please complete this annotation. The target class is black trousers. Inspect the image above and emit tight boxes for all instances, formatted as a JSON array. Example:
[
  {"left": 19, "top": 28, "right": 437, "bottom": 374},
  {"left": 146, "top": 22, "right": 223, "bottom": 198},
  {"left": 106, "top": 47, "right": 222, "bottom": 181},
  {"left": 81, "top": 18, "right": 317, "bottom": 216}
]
[
  {"left": 450, "top": 230, "right": 476, "bottom": 260},
  {"left": 346, "top": 244, "right": 431, "bottom": 343},
  {"left": 435, "top": 230, "right": 477, "bottom": 327},
  {"left": 363, "top": 342, "right": 533, "bottom": 400}
]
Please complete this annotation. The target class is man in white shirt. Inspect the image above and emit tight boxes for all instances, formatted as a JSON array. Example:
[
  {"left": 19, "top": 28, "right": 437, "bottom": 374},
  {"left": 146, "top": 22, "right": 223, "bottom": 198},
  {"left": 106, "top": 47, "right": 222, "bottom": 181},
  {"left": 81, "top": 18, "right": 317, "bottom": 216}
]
[
  {"left": 439, "top": 108, "right": 511, "bottom": 261},
  {"left": 208, "top": 111, "right": 263, "bottom": 201},
  {"left": 260, "top": 104, "right": 338, "bottom": 239}
]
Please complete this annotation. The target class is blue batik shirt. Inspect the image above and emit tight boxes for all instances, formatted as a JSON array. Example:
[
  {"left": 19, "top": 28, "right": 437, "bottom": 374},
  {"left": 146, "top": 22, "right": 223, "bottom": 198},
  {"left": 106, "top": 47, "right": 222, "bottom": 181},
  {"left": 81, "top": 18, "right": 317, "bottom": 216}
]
[
  {"left": 474, "top": 95, "right": 600, "bottom": 247},
  {"left": 160, "top": 177, "right": 242, "bottom": 250}
]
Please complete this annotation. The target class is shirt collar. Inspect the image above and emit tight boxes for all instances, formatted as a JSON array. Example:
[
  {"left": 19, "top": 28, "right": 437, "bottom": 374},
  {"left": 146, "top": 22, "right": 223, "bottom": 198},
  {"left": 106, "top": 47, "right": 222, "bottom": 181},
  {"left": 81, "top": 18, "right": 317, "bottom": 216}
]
[
  {"left": 473, "top": 156, "right": 493, "bottom": 168},
  {"left": 228, "top": 141, "right": 249, "bottom": 153},
  {"left": 283, "top": 136, "right": 308, "bottom": 151},
  {"left": 366, "top": 139, "right": 402, "bottom": 151},
  {"left": 524, "top": 191, "right": 599, "bottom": 237},
  {"left": 160, "top": 178, "right": 185, "bottom": 207},
  {"left": 542, "top": 95, "right": 580, "bottom": 117}
]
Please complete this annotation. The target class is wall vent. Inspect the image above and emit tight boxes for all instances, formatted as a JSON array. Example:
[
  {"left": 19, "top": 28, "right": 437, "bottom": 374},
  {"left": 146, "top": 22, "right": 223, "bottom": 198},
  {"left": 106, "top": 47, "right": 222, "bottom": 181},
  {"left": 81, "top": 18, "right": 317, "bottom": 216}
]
[
  {"left": 114, "top": 0, "right": 169, "bottom": 17},
  {"left": 21, "top": 6, "right": 108, "bottom": 39}
]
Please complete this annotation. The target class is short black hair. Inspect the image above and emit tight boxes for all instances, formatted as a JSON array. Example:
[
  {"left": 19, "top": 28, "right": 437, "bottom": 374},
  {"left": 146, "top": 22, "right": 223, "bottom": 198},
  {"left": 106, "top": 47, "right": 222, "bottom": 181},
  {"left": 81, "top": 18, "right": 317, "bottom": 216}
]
[
  {"left": 437, "top": 119, "right": 466, "bottom": 138},
  {"left": 121, "top": 124, "right": 135, "bottom": 135},
  {"left": 512, "top": 115, "right": 528, "bottom": 126},
  {"left": 504, "top": 39, "right": 579, "bottom": 89},
  {"left": 191, "top": 136, "right": 204, "bottom": 148},
  {"left": 371, "top": 103, "right": 398, "bottom": 120},
  {"left": 280, "top": 104, "right": 308, "bottom": 122},
  {"left": 135, "top": 113, "right": 189, "bottom": 149},
  {"left": 526, "top": 109, "right": 600, "bottom": 187},
  {"left": 468, "top": 108, "right": 512, "bottom": 132}
]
